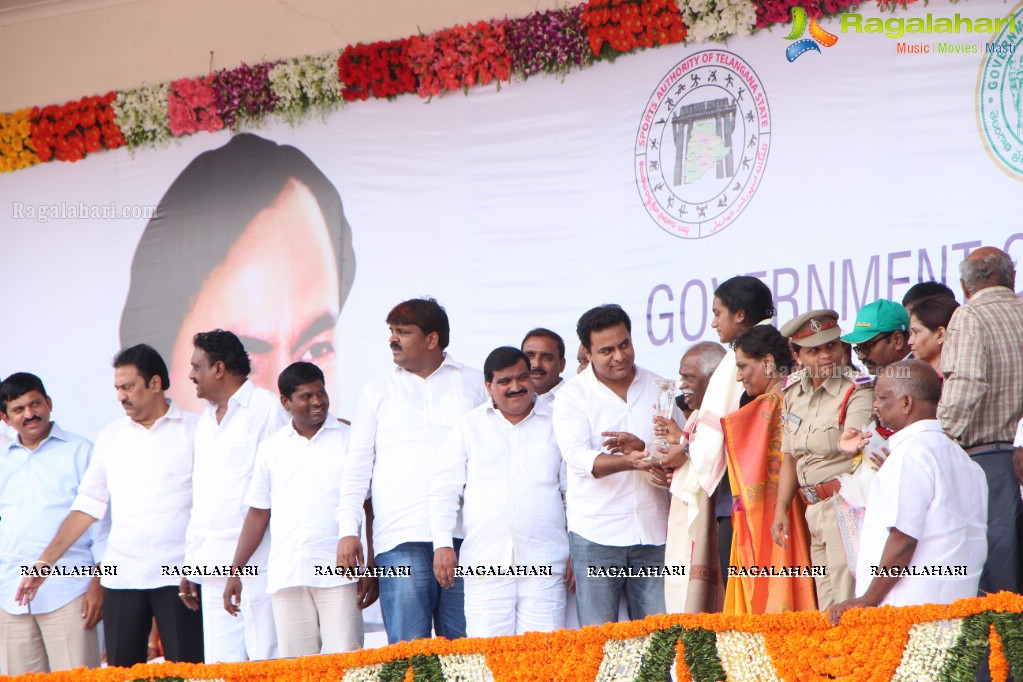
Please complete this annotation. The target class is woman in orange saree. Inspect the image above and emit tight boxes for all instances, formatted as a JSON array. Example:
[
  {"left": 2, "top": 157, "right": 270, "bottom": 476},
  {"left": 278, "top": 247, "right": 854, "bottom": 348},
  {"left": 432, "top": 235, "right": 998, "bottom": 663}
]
[{"left": 722, "top": 326, "right": 816, "bottom": 614}]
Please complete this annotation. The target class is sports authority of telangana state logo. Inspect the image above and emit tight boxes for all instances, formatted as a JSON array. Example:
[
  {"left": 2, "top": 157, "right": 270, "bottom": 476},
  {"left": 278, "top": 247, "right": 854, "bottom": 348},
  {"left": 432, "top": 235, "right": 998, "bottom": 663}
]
[
  {"left": 977, "top": 3, "right": 1023, "bottom": 181},
  {"left": 635, "top": 50, "right": 770, "bottom": 239}
]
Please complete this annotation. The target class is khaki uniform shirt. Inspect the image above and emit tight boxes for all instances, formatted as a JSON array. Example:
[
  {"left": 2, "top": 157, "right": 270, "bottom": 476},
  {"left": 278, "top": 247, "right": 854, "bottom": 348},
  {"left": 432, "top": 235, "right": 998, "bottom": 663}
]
[{"left": 781, "top": 371, "right": 874, "bottom": 486}]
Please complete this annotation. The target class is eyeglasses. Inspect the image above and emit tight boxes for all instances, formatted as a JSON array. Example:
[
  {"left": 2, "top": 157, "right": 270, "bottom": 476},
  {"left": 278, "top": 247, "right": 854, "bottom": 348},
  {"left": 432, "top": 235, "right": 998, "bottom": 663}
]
[{"left": 853, "top": 332, "right": 893, "bottom": 358}]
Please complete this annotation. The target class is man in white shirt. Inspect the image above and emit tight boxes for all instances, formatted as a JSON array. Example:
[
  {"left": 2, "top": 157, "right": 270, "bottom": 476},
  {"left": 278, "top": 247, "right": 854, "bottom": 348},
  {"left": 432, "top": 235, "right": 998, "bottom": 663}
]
[
  {"left": 15, "top": 344, "right": 203, "bottom": 667},
  {"left": 225, "top": 362, "right": 377, "bottom": 656},
  {"left": 432, "top": 347, "right": 568, "bottom": 637},
  {"left": 521, "top": 328, "right": 567, "bottom": 406},
  {"left": 180, "top": 329, "right": 285, "bottom": 663},
  {"left": 830, "top": 360, "right": 988, "bottom": 623},
  {"left": 553, "top": 304, "right": 677, "bottom": 626},
  {"left": 0, "top": 373, "right": 105, "bottom": 675},
  {"left": 336, "top": 298, "right": 486, "bottom": 644}
]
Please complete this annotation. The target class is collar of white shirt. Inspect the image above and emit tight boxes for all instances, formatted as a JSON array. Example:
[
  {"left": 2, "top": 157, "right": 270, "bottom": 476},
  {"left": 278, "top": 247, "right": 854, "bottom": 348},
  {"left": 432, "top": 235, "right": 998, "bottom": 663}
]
[
  {"left": 484, "top": 397, "right": 551, "bottom": 424},
  {"left": 887, "top": 418, "right": 946, "bottom": 449},
  {"left": 203, "top": 377, "right": 257, "bottom": 417},
  {"left": 391, "top": 352, "right": 464, "bottom": 379},
  {"left": 284, "top": 413, "right": 344, "bottom": 442}
]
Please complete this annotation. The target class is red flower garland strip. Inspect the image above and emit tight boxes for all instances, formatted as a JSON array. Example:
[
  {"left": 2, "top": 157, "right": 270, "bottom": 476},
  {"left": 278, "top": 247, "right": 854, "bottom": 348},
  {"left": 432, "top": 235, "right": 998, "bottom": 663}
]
[
  {"left": 406, "top": 21, "right": 512, "bottom": 98},
  {"left": 168, "top": 75, "right": 224, "bottom": 137},
  {"left": 213, "top": 61, "right": 280, "bottom": 130},
  {"left": 754, "top": 0, "right": 863, "bottom": 29},
  {"left": 337, "top": 39, "right": 418, "bottom": 102},
  {"left": 30, "top": 93, "right": 125, "bottom": 163},
  {"left": 581, "top": 0, "right": 688, "bottom": 58}
]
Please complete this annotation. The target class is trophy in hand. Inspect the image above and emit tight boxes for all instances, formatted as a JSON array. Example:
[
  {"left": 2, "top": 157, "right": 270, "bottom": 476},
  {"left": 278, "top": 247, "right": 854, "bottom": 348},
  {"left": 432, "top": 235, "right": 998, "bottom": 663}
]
[{"left": 646, "top": 378, "right": 677, "bottom": 462}]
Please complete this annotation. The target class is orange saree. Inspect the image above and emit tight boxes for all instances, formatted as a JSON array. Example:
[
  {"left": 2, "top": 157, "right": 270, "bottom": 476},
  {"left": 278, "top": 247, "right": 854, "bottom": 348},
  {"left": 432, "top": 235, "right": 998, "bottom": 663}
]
[{"left": 721, "top": 391, "right": 817, "bottom": 614}]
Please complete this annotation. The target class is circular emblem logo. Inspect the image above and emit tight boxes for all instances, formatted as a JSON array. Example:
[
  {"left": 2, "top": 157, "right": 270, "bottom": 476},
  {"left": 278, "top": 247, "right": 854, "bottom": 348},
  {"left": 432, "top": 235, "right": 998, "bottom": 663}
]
[
  {"left": 635, "top": 50, "right": 771, "bottom": 239},
  {"left": 977, "top": 3, "right": 1023, "bottom": 181},
  {"left": 809, "top": 319, "right": 821, "bottom": 333}
]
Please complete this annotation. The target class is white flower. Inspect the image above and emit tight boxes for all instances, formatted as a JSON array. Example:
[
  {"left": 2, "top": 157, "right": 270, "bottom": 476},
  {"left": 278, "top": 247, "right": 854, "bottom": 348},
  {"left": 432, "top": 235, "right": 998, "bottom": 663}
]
[
  {"left": 438, "top": 652, "right": 496, "bottom": 681},
  {"left": 677, "top": 0, "right": 757, "bottom": 43},
  {"left": 341, "top": 662, "right": 386, "bottom": 682},
  {"left": 113, "top": 82, "right": 171, "bottom": 150},
  {"left": 269, "top": 50, "right": 343, "bottom": 126},
  {"left": 595, "top": 634, "right": 653, "bottom": 681},
  {"left": 892, "top": 618, "right": 963, "bottom": 681}
]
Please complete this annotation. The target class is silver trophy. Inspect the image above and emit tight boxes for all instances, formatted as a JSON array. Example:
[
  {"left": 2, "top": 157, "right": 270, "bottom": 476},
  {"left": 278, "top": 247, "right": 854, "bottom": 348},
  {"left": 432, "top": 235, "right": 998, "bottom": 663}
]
[{"left": 646, "top": 377, "right": 677, "bottom": 462}]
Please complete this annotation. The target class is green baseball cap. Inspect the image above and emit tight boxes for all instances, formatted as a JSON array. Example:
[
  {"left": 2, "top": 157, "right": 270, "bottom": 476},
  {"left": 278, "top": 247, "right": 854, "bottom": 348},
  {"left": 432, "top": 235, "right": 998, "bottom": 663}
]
[{"left": 840, "top": 300, "right": 910, "bottom": 344}]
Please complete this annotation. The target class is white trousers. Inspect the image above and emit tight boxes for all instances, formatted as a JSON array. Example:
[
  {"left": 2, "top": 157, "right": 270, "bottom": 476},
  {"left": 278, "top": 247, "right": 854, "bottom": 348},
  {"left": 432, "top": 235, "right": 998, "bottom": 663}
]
[
  {"left": 464, "top": 574, "right": 566, "bottom": 637},
  {"left": 200, "top": 572, "right": 278, "bottom": 663},
  {"left": 270, "top": 584, "right": 363, "bottom": 657},
  {"left": 0, "top": 595, "right": 101, "bottom": 674}
]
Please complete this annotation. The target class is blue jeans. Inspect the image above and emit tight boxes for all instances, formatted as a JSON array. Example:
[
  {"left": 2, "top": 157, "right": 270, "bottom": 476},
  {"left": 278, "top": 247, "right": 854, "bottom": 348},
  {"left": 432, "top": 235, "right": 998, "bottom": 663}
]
[
  {"left": 569, "top": 532, "right": 666, "bottom": 627},
  {"left": 375, "top": 540, "right": 465, "bottom": 644}
]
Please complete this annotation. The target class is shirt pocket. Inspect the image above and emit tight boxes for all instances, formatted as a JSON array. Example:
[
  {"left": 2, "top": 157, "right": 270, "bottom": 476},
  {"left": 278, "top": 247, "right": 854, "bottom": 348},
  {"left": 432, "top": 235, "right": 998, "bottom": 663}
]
[
  {"left": 806, "top": 422, "right": 840, "bottom": 456},
  {"left": 523, "top": 442, "right": 560, "bottom": 483}
]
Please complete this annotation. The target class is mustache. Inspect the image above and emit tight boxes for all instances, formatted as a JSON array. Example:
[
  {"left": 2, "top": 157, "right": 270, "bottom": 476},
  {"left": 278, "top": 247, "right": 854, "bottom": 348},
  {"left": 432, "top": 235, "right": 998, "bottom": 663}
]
[
  {"left": 23, "top": 416, "right": 41, "bottom": 423},
  {"left": 530, "top": 368, "right": 546, "bottom": 375},
  {"left": 505, "top": 388, "right": 528, "bottom": 398},
  {"left": 390, "top": 342, "right": 402, "bottom": 351}
]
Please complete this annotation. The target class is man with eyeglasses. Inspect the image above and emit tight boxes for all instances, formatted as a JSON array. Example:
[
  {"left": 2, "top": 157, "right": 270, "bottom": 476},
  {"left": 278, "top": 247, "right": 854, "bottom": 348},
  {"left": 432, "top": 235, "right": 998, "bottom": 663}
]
[{"left": 840, "top": 300, "right": 911, "bottom": 375}]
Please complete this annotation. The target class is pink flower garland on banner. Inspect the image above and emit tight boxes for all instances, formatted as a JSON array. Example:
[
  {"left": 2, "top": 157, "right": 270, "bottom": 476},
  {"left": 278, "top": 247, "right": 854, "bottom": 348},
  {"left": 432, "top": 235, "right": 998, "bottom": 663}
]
[
  {"left": 213, "top": 61, "right": 280, "bottom": 130},
  {"left": 167, "top": 75, "right": 223, "bottom": 137},
  {"left": 407, "top": 21, "right": 511, "bottom": 98}
]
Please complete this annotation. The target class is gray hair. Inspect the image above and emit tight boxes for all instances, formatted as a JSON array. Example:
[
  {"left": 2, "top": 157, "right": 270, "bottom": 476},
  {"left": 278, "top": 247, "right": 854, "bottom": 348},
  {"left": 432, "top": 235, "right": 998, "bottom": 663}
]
[
  {"left": 960, "top": 251, "right": 1015, "bottom": 291},
  {"left": 876, "top": 359, "right": 941, "bottom": 405},
  {"left": 684, "top": 341, "right": 727, "bottom": 377}
]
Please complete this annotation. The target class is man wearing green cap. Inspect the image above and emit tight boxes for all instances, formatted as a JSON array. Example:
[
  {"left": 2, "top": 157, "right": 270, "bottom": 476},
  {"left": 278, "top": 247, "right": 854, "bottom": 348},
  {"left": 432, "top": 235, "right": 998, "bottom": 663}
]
[{"left": 840, "top": 300, "right": 912, "bottom": 375}]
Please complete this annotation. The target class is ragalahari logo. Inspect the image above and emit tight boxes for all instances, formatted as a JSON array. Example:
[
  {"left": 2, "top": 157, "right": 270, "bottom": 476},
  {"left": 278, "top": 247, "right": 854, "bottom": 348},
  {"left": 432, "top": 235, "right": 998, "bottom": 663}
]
[{"left": 784, "top": 7, "right": 839, "bottom": 62}]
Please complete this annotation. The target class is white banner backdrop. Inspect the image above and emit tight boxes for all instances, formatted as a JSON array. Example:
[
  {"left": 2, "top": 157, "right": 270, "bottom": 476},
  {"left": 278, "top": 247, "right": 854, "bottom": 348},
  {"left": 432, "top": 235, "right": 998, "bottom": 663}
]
[{"left": 1, "top": 2, "right": 1022, "bottom": 440}]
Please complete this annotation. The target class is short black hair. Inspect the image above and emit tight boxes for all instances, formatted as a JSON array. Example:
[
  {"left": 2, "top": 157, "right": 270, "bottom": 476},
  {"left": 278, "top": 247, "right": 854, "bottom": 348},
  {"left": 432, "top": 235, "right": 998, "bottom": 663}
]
[
  {"left": 484, "top": 347, "right": 530, "bottom": 383},
  {"left": 278, "top": 361, "right": 325, "bottom": 399},
  {"left": 119, "top": 133, "right": 357, "bottom": 363},
  {"left": 714, "top": 276, "right": 775, "bottom": 325},
  {"left": 113, "top": 344, "right": 170, "bottom": 390},
  {"left": 521, "top": 328, "right": 566, "bottom": 360},
  {"left": 386, "top": 298, "right": 450, "bottom": 350},
  {"left": 576, "top": 305, "right": 631, "bottom": 351},
  {"left": 193, "top": 329, "right": 251, "bottom": 377},
  {"left": 910, "top": 295, "right": 960, "bottom": 332},
  {"left": 902, "top": 281, "right": 956, "bottom": 311},
  {"left": 733, "top": 326, "right": 795, "bottom": 374},
  {"left": 0, "top": 372, "right": 47, "bottom": 415}
]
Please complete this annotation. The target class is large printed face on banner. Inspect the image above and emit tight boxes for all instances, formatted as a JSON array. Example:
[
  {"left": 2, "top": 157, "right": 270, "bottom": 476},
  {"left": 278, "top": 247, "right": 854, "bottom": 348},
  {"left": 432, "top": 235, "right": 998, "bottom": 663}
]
[{"left": 117, "top": 134, "right": 355, "bottom": 413}]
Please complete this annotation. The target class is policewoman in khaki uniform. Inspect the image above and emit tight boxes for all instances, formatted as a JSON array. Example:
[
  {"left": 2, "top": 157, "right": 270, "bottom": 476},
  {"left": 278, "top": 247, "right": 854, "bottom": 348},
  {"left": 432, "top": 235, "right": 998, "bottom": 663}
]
[{"left": 770, "top": 310, "right": 874, "bottom": 609}]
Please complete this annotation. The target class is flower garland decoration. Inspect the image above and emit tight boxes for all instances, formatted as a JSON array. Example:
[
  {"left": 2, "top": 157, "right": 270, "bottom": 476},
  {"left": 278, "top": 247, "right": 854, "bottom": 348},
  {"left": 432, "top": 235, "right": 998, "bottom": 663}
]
[
  {"left": 581, "top": 0, "right": 688, "bottom": 59},
  {"left": 337, "top": 39, "right": 418, "bottom": 102},
  {"left": 6, "top": 593, "right": 1023, "bottom": 682},
  {"left": 112, "top": 82, "right": 171, "bottom": 149},
  {"left": 269, "top": 51, "right": 344, "bottom": 125},
  {"left": 752, "top": 0, "right": 863, "bottom": 29},
  {"left": 676, "top": 0, "right": 758, "bottom": 43},
  {"left": 30, "top": 92, "right": 125, "bottom": 163},
  {"left": 167, "top": 75, "right": 223, "bottom": 137},
  {"left": 406, "top": 21, "right": 512, "bottom": 98},
  {"left": 0, "top": 108, "right": 39, "bottom": 173},
  {"left": 504, "top": 6, "right": 593, "bottom": 80},
  {"left": 213, "top": 61, "right": 280, "bottom": 131}
]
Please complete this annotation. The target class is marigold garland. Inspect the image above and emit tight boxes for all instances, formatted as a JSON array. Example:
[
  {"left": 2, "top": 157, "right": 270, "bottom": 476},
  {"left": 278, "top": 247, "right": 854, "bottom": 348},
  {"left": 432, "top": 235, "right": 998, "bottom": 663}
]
[
  {"left": 990, "top": 623, "right": 1009, "bottom": 682},
  {"left": 0, "top": 108, "right": 39, "bottom": 173}
]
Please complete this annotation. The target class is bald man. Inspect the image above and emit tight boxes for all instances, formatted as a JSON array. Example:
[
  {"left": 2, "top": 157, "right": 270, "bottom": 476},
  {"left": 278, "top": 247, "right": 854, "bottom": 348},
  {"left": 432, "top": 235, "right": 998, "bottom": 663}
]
[
  {"left": 937, "top": 246, "right": 1023, "bottom": 595},
  {"left": 830, "top": 361, "right": 987, "bottom": 623}
]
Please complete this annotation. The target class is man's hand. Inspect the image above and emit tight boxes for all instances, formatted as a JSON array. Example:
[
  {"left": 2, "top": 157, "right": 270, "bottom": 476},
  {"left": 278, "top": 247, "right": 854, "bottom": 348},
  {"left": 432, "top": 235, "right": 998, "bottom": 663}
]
[
  {"left": 652, "top": 417, "right": 683, "bottom": 446},
  {"left": 564, "top": 561, "right": 576, "bottom": 594},
  {"left": 179, "top": 578, "right": 200, "bottom": 612},
  {"left": 838, "top": 427, "right": 870, "bottom": 457},
  {"left": 647, "top": 466, "right": 671, "bottom": 488},
  {"left": 869, "top": 445, "right": 891, "bottom": 471},
  {"left": 1013, "top": 447, "right": 1023, "bottom": 486},
  {"left": 433, "top": 547, "right": 457, "bottom": 589},
  {"left": 223, "top": 576, "right": 242, "bottom": 616},
  {"left": 770, "top": 506, "right": 790, "bottom": 549},
  {"left": 81, "top": 577, "right": 103, "bottom": 628},
  {"left": 336, "top": 536, "right": 365, "bottom": 576},
  {"left": 659, "top": 442, "right": 689, "bottom": 470},
  {"left": 829, "top": 596, "right": 874, "bottom": 625},
  {"left": 601, "top": 431, "right": 645, "bottom": 455},
  {"left": 357, "top": 576, "right": 379, "bottom": 609},
  {"left": 15, "top": 571, "right": 47, "bottom": 607}
]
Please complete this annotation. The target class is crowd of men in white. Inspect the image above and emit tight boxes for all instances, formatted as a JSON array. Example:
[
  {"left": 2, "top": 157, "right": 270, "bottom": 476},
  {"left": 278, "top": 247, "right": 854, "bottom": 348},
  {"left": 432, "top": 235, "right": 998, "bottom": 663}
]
[{"left": 1, "top": 246, "right": 1021, "bottom": 676}]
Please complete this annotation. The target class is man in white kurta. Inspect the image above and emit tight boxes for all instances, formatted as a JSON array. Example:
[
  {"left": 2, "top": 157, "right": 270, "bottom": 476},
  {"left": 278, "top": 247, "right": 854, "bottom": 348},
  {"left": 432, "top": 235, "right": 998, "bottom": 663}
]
[
  {"left": 830, "top": 360, "right": 988, "bottom": 622},
  {"left": 183, "top": 330, "right": 285, "bottom": 662},
  {"left": 431, "top": 347, "right": 568, "bottom": 637}
]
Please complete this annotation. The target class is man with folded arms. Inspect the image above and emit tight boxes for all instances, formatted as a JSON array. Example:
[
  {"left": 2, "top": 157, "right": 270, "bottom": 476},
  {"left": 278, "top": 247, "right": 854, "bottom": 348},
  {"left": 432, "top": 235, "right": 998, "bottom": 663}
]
[
  {"left": 432, "top": 347, "right": 568, "bottom": 636},
  {"left": 181, "top": 329, "right": 285, "bottom": 662},
  {"left": 0, "top": 373, "right": 105, "bottom": 674},
  {"left": 830, "top": 360, "right": 987, "bottom": 622},
  {"left": 224, "top": 362, "right": 377, "bottom": 656},
  {"left": 15, "top": 345, "right": 203, "bottom": 667},
  {"left": 553, "top": 304, "right": 679, "bottom": 626},
  {"left": 336, "top": 298, "right": 486, "bottom": 643}
]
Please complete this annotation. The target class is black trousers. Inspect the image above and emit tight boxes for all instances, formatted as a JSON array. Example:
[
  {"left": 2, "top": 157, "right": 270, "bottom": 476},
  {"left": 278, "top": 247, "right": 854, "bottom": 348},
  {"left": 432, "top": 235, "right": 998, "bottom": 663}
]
[
  {"left": 104, "top": 585, "right": 204, "bottom": 668},
  {"left": 972, "top": 447, "right": 1023, "bottom": 595}
]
